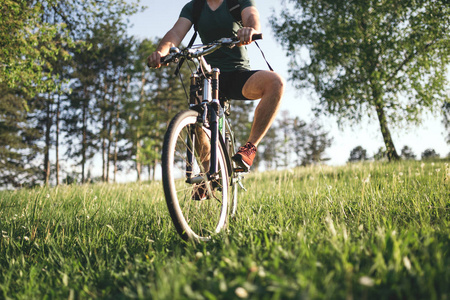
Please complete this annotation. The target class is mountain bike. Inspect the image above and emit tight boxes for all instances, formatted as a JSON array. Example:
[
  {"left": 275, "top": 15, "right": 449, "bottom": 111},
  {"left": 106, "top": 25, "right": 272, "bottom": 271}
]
[{"left": 160, "top": 35, "right": 262, "bottom": 241}]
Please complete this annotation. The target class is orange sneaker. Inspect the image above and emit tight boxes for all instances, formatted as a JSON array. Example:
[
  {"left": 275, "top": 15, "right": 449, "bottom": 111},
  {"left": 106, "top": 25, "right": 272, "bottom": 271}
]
[
  {"left": 192, "top": 182, "right": 209, "bottom": 201},
  {"left": 232, "top": 142, "right": 257, "bottom": 172}
]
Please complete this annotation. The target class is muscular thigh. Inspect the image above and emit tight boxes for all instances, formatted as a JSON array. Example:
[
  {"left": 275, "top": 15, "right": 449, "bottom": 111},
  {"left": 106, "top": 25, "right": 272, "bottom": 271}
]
[{"left": 242, "top": 70, "right": 282, "bottom": 100}]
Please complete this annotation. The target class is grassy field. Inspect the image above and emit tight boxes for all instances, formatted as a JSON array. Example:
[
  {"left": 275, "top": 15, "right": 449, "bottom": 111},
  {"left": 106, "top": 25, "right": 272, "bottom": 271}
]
[{"left": 0, "top": 160, "right": 449, "bottom": 299}]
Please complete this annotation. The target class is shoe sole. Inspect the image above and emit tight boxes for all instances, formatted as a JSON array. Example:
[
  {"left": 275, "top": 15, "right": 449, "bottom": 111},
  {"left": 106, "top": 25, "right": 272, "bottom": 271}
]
[
  {"left": 192, "top": 183, "right": 210, "bottom": 201},
  {"left": 192, "top": 195, "right": 208, "bottom": 201},
  {"left": 232, "top": 154, "right": 251, "bottom": 172}
]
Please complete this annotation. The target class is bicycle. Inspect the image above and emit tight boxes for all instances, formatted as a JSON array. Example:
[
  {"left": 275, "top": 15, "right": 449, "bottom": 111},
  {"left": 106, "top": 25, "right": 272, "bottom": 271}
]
[{"left": 160, "top": 34, "right": 262, "bottom": 241}]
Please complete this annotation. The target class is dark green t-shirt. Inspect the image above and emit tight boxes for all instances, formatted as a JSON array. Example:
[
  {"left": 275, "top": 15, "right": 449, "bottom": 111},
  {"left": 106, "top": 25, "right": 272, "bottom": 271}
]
[{"left": 180, "top": 0, "right": 256, "bottom": 72}]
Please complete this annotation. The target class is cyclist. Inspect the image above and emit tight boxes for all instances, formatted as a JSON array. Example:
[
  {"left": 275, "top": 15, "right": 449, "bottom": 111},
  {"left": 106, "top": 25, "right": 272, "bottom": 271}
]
[{"left": 147, "top": 0, "right": 285, "bottom": 172}]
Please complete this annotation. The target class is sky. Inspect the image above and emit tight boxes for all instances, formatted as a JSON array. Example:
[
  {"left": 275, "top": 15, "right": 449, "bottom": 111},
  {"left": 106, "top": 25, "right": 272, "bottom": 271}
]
[{"left": 126, "top": 0, "right": 449, "bottom": 165}]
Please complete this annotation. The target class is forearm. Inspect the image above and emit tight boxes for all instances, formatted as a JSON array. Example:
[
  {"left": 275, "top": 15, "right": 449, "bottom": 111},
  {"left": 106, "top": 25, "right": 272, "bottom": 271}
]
[
  {"left": 147, "top": 18, "right": 191, "bottom": 68},
  {"left": 155, "top": 18, "right": 191, "bottom": 55},
  {"left": 242, "top": 7, "right": 261, "bottom": 32},
  {"left": 156, "top": 30, "right": 183, "bottom": 55}
]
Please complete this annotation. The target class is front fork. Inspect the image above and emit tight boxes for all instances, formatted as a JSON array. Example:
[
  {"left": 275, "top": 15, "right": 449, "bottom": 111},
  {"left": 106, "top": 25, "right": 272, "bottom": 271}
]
[
  {"left": 186, "top": 68, "right": 221, "bottom": 183},
  {"left": 207, "top": 68, "right": 221, "bottom": 180}
]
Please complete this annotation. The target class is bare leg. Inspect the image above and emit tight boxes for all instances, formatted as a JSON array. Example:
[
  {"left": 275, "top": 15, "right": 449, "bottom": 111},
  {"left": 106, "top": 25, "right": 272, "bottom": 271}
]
[
  {"left": 194, "top": 126, "right": 210, "bottom": 172},
  {"left": 242, "top": 71, "right": 285, "bottom": 147}
]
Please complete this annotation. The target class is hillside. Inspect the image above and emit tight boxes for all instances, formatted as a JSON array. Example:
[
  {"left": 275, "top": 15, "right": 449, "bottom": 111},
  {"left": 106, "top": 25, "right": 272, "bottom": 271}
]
[{"left": 0, "top": 160, "right": 449, "bottom": 299}]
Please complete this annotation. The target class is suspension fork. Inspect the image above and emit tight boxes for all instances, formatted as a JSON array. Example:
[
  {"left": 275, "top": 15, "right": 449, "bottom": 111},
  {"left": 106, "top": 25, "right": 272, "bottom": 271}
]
[
  {"left": 186, "top": 69, "right": 221, "bottom": 183},
  {"left": 186, "top": 74, "right": 200, "bottom": 182},
  {"left": 208, "top": 68, "right": 221, "bottom": 180}
]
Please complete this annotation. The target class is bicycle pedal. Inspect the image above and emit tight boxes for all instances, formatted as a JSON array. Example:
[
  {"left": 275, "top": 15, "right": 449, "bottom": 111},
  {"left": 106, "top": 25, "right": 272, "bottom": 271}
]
[{"left": 233, "top": 167, "right": 249, "bottom": 173}]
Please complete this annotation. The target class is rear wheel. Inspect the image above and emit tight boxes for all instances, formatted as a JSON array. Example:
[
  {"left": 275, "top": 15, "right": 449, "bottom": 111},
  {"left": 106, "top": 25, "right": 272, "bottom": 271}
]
[
  {"left": 225, "top": 119, "right": 240, "bottom": 218},
  {"left": 162, "top": 110, "right": 229, "bottom": 241}
]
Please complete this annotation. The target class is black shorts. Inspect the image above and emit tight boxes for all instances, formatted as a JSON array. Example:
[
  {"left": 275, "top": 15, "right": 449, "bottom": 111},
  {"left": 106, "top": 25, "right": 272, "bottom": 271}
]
[{"left": 219, "top": 70, "right": 259, "bottom": 100}]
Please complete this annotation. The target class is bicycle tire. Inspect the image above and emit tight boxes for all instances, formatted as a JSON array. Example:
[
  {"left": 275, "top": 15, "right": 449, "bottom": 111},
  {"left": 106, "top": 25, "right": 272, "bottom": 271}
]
[
  {"left": 224, "top": 119, "right": 240, "bottom": 218},
  {"left": 162, "top": 110, "right": 229, "bottom": 241}
]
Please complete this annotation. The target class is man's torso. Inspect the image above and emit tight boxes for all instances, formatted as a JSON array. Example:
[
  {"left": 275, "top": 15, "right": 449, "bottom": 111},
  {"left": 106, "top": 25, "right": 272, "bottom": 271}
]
[{"left": 180, "top": 0, "right": 255, "bottom": 72}]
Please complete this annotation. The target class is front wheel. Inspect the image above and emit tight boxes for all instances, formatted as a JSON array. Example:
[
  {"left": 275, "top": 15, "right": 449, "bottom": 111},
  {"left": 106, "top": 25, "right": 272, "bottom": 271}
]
[{"left": 162, "top": 110, "right": 229, "bottom": 241}]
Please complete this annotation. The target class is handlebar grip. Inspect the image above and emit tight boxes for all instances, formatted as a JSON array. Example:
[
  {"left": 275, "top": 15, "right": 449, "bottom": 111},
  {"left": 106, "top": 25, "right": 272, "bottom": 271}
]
[{"left": 252, "top": 33, "right": 263, "bottom": 41}]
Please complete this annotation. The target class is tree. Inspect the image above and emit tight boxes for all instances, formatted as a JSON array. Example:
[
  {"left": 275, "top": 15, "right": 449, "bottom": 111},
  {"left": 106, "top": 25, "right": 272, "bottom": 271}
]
[
  {"left": 290, "top": 117, "right": 307, "bottom": 166},
  {"left": 257, "top": 111, "right": 332, "bottom": 169},
  {"left": 401, "top": 145, "right": 416, "bottom": 160},
  {"left": 258, "top": 126, "right": 279, "bottom": 170},
  {"left": 0, "top": 0, "right": 72, "bottom": 97},
  {"left": 271, "top": 0, "right": 450, "bottom": 161},
  {"left": 227, "top": 100, "right": 255, "bottom": 153},
  {"left": 0, "top": 86, "right": 43, "bottom": 187},
  {"left": 257, "top": 110, "right": 296, "bottom": 169},
  {"left": 348, "top": 146, "right": 369, "bottom": 162},
  {"left": 299, "top": 120, "right": 333, "bottom": 166},
  {"left": 373, "top": 147, "right": 387, "bottom": 161},
  {"left": 421, "top": 148, "right": 439, "bottom": 160},
  {"left": 443, "top": 101, "right": 450, "bottom": 144},
  {"left": 125, "top": 39, "right": 157, "bottom": 181},
  {"left": 277, "top": 110, "right": 295, "bottom": 168}
]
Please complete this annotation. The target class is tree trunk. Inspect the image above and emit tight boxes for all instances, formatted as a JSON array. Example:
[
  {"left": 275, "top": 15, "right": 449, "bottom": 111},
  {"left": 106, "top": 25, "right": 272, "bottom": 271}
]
[
  {"left": 102, "top": 116, "right": 107, "bottom": 182},
  {"left": 136, "top": 71, "right": 147, "bottom": 182},
  {"left": 56, "top": 93, "right": 60, "bottom": 186},
  {"left": 81, "top": 87, "right": 88, "bottom": 183},
  {"left": 113, "top": 139, "right": 118, "bottom": 183},
  {"left": 101, "top": 82, "right": 108, "bottom": 182},
  {"left": 152, "top": 160, "right": 156, "bottom": 181},
  {"left": 106, "top": 125, "right": 111, "bottom": 183},
  {"left": 106, "top": 81, "right": 117, "bottom": 183},
  {"left": 136, "top": 148, "right": 141, "bottom": 182},
  {"left": 44, "top": 94, "right": 52, "bottom": 185},
  {"left": 113, "top": 102, "right": 119, "bottom": 183},
  {"left": 375, "top": 102, "right": 400, "bottom": 161}
]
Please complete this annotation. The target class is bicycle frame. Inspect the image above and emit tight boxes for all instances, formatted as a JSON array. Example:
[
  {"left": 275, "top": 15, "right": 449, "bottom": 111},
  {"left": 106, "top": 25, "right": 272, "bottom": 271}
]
[{"left": 186, "top": 63, "right": 227, "bottom": 184}]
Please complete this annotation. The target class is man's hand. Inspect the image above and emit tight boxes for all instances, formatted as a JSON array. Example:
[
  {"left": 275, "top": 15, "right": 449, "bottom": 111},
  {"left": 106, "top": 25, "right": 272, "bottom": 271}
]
[
  {"left": 147, "top": 51, "right": 163, "bottom": 68},
  {"left": 237, "top": 27, "right": 259, "bottom": 46}
]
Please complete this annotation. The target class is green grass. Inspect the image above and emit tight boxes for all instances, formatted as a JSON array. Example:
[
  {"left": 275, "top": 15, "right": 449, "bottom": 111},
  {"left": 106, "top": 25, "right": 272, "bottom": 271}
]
[{"left": 0, "top": 160, "right": 449, "bottom": 299}]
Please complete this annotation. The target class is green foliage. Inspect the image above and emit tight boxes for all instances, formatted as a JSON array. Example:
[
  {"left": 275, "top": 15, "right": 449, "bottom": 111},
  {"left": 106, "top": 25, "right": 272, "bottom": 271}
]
[
  {"left": 0, "top": 161, "right": 449, "bottom": 299},
  {"left": 298, "top": 119, "right": 333, "bottom": 166},
  {"left": 227, "top": 100, "right": 255, "bottom": 149},
  {"left": 0, "top": 0, "right": 73, "bottom": 96},
  {"left": 401, "top": 145, "right": 416, "bottom": 160},
  {"left": 0, "top": 86, "right": 43, "bottom": 187},
  {"left": 271, "top": 0, "right": 450, "bottom": 160},
  {"left": 258, "top": 111, "right": 332, "bottom": 169},
  {"left": 125, "top": 38, "right": 192, "bottom": 180},
  {"left": 421, "top": 148, "right": 440, "bottom": 160},
  {"left": 373, "top": 147, "right": 388, "bottom": 161},
  {"left": 0, "top": 0, "right": 145, "bottom": 186},
  {"left": 271, "top": 0, "right": 449, "bottom": 123},
  {"left": 348, "top": 145, "right": 369, "bottom": 162}
]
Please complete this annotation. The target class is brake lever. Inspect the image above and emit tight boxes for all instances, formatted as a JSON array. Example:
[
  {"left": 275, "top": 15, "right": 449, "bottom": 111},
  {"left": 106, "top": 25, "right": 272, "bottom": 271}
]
[
  {"left": 160, "top": 47, "right": 181, "bottom": 64},
  {"left": 217, "top": 37, "right": 239, "bottom": 48}
]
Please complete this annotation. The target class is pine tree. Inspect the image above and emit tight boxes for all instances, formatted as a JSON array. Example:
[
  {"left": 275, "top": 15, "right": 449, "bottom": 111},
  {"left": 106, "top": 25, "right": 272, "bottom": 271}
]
[
  {"left": 0, "top": 86, "right": 43, "bottom": 187},
  {"left": 401, "top": 145, "right": 416, "bottom": 160},
  {"left": 348, "top": 146, "right": 369, "bottom": 162}
]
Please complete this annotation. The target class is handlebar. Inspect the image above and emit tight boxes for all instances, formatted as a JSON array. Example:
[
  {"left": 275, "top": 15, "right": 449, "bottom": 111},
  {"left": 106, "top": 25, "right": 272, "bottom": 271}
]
[
  {"left": 251, "top": 33, "right": 263, "bottom": 41},
  {"left": 160, "top": 34, "right": 263, "bottom": 64}
]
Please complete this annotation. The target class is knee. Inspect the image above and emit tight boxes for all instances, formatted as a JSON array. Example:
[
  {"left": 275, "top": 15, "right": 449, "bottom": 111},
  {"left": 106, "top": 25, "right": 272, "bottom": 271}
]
[
  {"left": 274, "top": 73, "right": 286, "bottom": 93},
  {"left": 268, "top": 72, "right": 285, "bottom": 96},
  {"left": 244, "top": 71, "right": 285, "bottom": 99}
]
